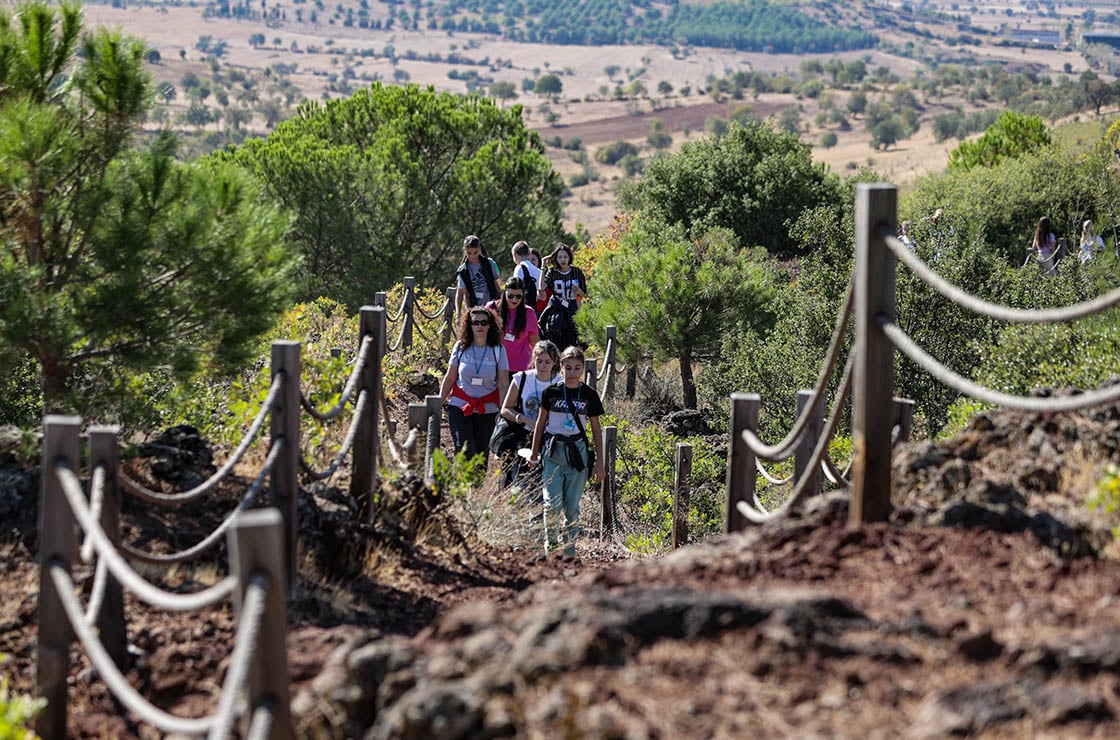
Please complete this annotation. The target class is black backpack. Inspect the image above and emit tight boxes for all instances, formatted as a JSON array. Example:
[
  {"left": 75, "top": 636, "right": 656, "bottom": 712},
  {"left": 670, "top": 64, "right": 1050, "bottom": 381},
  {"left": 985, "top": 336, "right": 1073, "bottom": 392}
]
[
  {"left": 514, "top": 262, "right": 538, "bottom": 307},
  {"left": 538, "top": 295, "right": 579, "bottom": 349}
]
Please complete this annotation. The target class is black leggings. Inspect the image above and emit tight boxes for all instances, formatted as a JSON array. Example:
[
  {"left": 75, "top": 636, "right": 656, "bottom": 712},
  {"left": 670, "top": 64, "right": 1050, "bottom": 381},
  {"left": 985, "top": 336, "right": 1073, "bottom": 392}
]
[{"left": 446, "top": 406, "right": 496, "bottom": 471}]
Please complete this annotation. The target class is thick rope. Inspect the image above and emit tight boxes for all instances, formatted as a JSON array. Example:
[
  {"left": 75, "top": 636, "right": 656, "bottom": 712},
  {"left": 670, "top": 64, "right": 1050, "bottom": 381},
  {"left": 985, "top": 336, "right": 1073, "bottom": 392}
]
[
  {"left": 83, "top": 558, "right": 109, "bottom": 626},
  {"left": 755, "top": 457, "right": 793, "bottom": 486},
  {"left": 595, "top": 339, "right": 615, "bottom": 383},
  {"left": 388, "top": 320, "right": 407, "bottom": 352},
  {"left": 120, "top": 374, "right": 283, "bottom": 506},
  {"left": 737, "top": 353, "right": 853, "bottom": 524},
  {"left": 300, "top": 390, "right": 367, "bottom": 481},
  {"left": 821, "top": 455, "right": 851, "bottom": 488},
  {"left": 207, "top": 574, "right": 268, "bottom": 740},
  {"left": 386, "top": 289, "right": 409, "bottom": 323},
  {"left": 881, "top": 226, "right": 1120, "bottom": 323},
  {"left": 81, "top": 465, "right": 107, "bottom": 564},
  {"left": 399, "top": 428, "right": 421, "bottom": 464},
  {"left": 879, "top": 316, "right": 1120, "bottom": 412},
  {"left": 742, "top": 276, "right": 854, "bottom": 460},
  {"left": 417, "top": 296, "right": 451, "bottom": 321},
  {"left": 119, "top": 442, "right": 281, "bottom": 566},
  {"left": 58, "top": 464, "right": 238, "bottom": 610},
  {"left": 300, "top": 335, "right": 373, "bottom": 421},
  {"left": 49, "top": 562, "right": 218, "bottom": 734},
  {"left": 246, "top": 703, "right": 274, "bottom": 740}
]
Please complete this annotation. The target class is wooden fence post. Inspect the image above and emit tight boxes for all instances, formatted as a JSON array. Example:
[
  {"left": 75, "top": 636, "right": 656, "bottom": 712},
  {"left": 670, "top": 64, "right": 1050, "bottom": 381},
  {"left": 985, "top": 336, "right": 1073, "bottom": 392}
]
[
  {"left": 229, "top": 509, "right": 293, "bottom": 739},
  {"left": 401, "top": 277, "right": 415, "bottom": 350},
  {"left": 373, "top": 291, "right": 386, "bottom": 310},
  {"left": 424, "top": 394, "right": 442, "bottom": 483},
  {"left": 270, "top": 341, "right": 301, "bottom": 594},
  {"left": 600, "top": 425, "right": 618, "bottom": 539},
  {"left": 37, "top": 415, "right": 81, "bottom": 740},
  {"left": 352, "top": 306, "right": 385, "bottom": 521},
  {"left": 407, "top": 402, "right": 426, "bottom": 466},
  {"left": 673, "top": 443, "right": 692, "bottom": 549},
  {"left": 585, "top": 358, "right": 598, "bottom": 393},
  {"left": 441, "top": 287, "right": 456, "bottom": 363},
  {"left": 603, "top": 326, "right": 617, "bottom": 399},
  {"left": 893, "top": 397, "right": 915, "bottom": 444},
  {"left": 88, "top": 425, "right": 126, "bottom": 671},
  {"left": 725, "top": 393, "right": 759, "bottom": 533},
  {"left": 794, "top": 389, "right": 823, "bottom": 499},
  {"left": 851, "top": 183, "right": 898, "bottom": 524}
]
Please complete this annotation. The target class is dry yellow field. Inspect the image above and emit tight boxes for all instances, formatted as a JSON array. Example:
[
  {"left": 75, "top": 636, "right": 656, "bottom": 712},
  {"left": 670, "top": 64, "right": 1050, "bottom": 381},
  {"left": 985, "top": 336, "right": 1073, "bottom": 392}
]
[{"left": 81, "top": 2, "right": 1111, "bottom": 236}]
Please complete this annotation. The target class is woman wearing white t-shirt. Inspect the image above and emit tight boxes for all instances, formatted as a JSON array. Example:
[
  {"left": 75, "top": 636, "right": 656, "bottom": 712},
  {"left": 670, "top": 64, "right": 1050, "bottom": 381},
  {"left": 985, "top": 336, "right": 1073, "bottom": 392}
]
[
  {"left": 497, "top": 340, "right": 560, "bottom": 490},
  {"left": 439, "top": 306, "right": 509, "bottom": 471},
  {"left": 1080, "top": 219, "right": 1105, "bottom": 264}
]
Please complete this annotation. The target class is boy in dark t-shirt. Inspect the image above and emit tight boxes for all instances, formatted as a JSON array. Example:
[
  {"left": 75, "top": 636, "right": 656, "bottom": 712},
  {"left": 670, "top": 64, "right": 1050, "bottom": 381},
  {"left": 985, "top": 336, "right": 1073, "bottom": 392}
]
[{"left": 528, "top": 346, "right": 605, "bottom": 556}]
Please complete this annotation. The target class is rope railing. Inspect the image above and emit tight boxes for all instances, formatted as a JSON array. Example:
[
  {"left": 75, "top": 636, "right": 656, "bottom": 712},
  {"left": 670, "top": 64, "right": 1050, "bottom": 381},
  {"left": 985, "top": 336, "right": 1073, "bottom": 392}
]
[
  {"left": 119, "top": 373, "right": 284, "bottom": 506},
  {"left": 417, "top": 293, "right": 451, "bottom": 321},
  {"left": 300, "top": 334, "right": 373, "bottom": 421},
  {"left": 39, "top": 417, "right": 295, "bottom": 739},
  {"left": 736, "top": 354, "right": 854, "bottom": 524},
  {"left": 206, "top": 573, "right": 268, "bottom": 740},
  {"left": 300, "top": 390, "right": 368, "bottom": 481},
  {"left": 48, "top": 562, "right": 221, "bottom": 735},
  {"left": 742, "top": 278, "right": 853, "bottom": 461},
  {"left": 879, "top": 316, "right": 1120, "bottom": 412},
  {"left": 755, "top": 458, "right": 793, "bottom": 486},
  {"left": 821, "top": 454, "right": 851, "bottom": 488},
  {"left": 58, "top": 463, "right": 240, "bottom": 610},
  {"left": 879, "top": 225, "right": 1120, "bottom": 323},
  {"left": 120, "top": 441, "right": 282, "bottom": 566}
]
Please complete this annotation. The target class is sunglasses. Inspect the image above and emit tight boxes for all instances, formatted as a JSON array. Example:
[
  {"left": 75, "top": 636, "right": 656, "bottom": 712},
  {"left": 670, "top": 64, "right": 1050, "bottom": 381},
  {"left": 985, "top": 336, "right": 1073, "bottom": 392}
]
[
  {"left": 471, "top": 319, "right": 490, "bottom": 326},
  {"left": 505, "top": 292, "right": 523, "bottom": 299}
]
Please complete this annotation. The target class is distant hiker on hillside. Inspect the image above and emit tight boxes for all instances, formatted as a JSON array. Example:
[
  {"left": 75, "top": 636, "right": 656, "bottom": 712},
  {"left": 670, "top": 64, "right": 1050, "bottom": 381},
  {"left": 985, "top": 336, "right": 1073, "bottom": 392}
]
[
  {"left": 1032, "top": 216, "right": 1058, "bottom": 277},
  {"left": 1080, "top": 219, "right": 1104, "bottom": 264},
  {"left": 455, "top": 234, "right": 501, "bottom": 317},
  {"left": 439, "top": 306, "right": 509, "bottom": 472},
  {"left": 528, "top": 345, "right": 604, "bottom": 557}
]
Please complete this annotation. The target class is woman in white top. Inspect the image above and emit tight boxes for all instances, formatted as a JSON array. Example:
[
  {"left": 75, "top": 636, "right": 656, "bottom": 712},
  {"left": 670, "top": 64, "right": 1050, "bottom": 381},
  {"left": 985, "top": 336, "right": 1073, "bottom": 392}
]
[
  {"left": 497, "top": 340, "right": 560, "bottom": 490},
  {"left": 1080, "top": 219, "right": 1105, "bottom": 264}
]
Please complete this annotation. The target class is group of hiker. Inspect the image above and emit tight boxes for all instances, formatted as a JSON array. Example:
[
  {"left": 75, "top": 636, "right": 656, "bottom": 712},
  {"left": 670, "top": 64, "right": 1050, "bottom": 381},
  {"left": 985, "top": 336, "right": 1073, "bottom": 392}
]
[{"left": 440, "top": 234, "right": 602, "bottom": 557}]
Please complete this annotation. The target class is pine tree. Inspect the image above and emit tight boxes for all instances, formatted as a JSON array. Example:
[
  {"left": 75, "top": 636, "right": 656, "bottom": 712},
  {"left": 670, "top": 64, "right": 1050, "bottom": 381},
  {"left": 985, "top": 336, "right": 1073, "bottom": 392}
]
[{"left": 0, "top": 1, "right": 297, "bottom": 419}]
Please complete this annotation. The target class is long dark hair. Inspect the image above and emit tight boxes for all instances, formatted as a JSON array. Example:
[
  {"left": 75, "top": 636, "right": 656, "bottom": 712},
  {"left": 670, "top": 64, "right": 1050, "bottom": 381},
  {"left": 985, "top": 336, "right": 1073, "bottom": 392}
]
[
  {"left": 1034, "top": 216, "right": 1054, "bottom": 247},
  {"left": 544, "top": 242, "right": 574, "bottom": 271},
  {"left": 456, "top": 306, "right": 502, "bottom": 348},
  {"left": 495, "top": 277, "right": 528, "bottom": 337}
]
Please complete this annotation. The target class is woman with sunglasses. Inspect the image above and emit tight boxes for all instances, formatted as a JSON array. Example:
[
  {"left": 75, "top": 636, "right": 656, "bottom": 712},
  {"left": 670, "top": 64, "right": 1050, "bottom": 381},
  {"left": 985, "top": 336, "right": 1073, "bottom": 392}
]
[
  {"left": 439, "top": 306, "right": 510, "bottom": 470},
  {"left": 485, "top": 277, "right": 539, "bottom": 374}
]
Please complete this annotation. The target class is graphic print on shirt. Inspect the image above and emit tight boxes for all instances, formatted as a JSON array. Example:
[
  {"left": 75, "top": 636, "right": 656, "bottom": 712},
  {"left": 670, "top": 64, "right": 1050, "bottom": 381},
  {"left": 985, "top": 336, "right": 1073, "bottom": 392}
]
[{"left": 468, "top": 262, "right": 488, "bottom": 304}]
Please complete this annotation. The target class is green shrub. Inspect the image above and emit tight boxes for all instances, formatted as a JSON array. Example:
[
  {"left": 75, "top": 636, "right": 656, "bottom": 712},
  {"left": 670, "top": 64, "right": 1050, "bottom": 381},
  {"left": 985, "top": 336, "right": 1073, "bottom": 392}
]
[
  {"left": 1089, "top": 463, "right": 1120, "bottom": 540},
  {"left": 0, "top": 653, "right": 43, "bottom": 739}
]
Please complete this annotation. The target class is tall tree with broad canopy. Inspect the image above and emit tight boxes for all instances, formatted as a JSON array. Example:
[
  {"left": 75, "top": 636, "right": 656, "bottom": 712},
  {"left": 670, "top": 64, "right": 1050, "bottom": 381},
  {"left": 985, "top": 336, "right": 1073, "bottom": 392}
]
[
  {"left": 0, "top": 1, "right": 297, "bottom": 418},
  {"left": 579, "top": 214, "right": 780, "bottom": 409},
  {"left": 227, "top": 83, "right": 566, "bottom": 307},
  {"left": 617, "top": 120, "right": 840, "bottom": 257}
]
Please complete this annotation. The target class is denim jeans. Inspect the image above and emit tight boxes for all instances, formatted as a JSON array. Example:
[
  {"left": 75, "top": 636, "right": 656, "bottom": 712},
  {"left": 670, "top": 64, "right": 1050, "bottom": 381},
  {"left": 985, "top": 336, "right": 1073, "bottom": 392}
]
[
  {"left": 446, "top": 405, "right": 496, "bottom": 472},
  {"left": 541, "top": 436, "right": 588, "bottom": 554}
]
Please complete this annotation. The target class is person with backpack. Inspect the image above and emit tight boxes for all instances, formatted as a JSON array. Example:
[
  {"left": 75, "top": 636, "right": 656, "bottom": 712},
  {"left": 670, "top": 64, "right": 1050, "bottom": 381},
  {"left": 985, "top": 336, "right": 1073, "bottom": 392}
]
[
  {"left": 439, "top": 306, "right": 509, "bottom": 472},
  {"left": 485, "top": 276, "right": 539, "bottom": 374},
  {"left": 492, "top": 340, "right": 560, "bottom": 491},
  {"left": 455, "top": 234, "right": 501, "bottom": 317},
  {"left": 537, "top": 292, "right": 580, "bottom": 351},
  {"left": 541, "top": 242, "right": 587, "bottom": 313},
  {"left": 527, "top": 346, "right": 605, "bottom": 556},
  {"left": 511, "top": 240, "right": 541, "bottom": 310}
]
